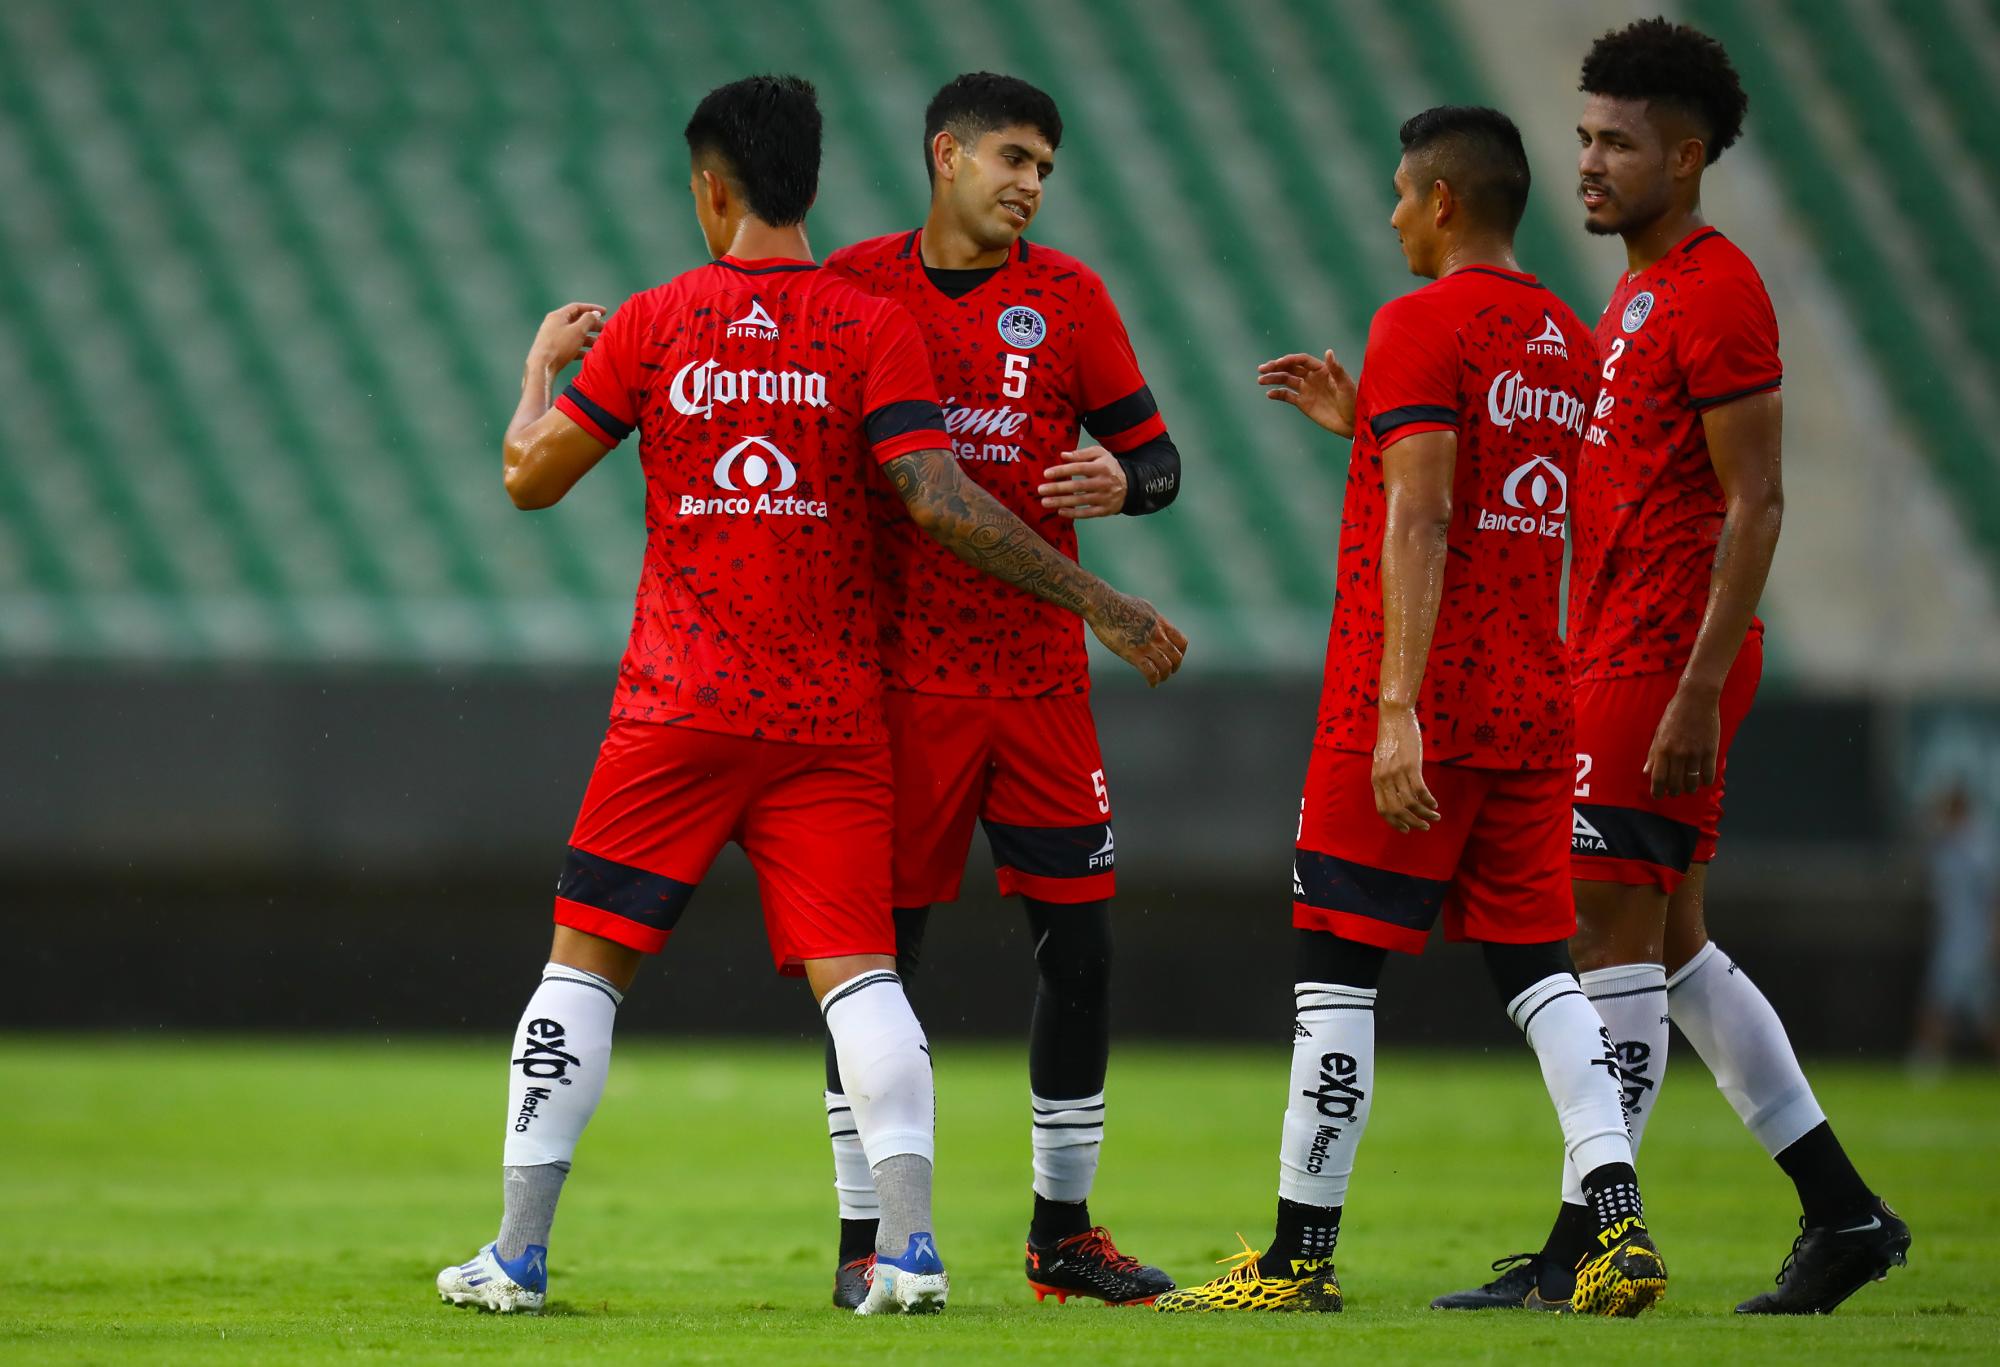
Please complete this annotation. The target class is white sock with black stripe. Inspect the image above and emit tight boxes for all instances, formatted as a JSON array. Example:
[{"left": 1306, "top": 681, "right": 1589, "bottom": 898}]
[
  {"left": 1277, "top": 982, "right": 1377, "bottom": 1210},
  {"left": 824, "top": 1090, "right": 879, "bottom": 1221},
  {"left": 1508, "top": 973, "right": 1633, "bottom": 1184},
  {"left": 1556, "top": 962, "right": 1670, "bottom": 1204},
  {"left": 820, "top": 969, "right": 935, "bottom": 1257},
  {"left": 1031, "top": 1090, "right": 1105, "bottom": 1203}
]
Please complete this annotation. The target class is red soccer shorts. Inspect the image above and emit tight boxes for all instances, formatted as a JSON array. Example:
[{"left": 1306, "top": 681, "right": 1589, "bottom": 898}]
[
  {"left": 1292, "top": 745, "right": 1574, "bottom": 954},
  {"left": 553, "top": 720, "right": 894, "bottom": 975},
  {"left": 886, "top": 690, "right": 1116, "bottom": 908},
  {"left": 1570, "top": 626, "right": 1763, "bottom": 892}
]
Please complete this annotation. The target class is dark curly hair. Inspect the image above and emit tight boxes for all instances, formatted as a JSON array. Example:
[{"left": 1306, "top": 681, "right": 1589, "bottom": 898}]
[
  {"left": 1579, "top": 17, "right": 1747, "bottom": 164},
  {"left": 923, "top": 72, "right": 1063, "bottom": 183}
]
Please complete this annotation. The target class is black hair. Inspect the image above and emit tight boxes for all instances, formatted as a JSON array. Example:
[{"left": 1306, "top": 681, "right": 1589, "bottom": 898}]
[
  {"left": 683, "top": 74, "right": 821, "bottom": 225},
  {"left": 1397, "top": 105, "right": 1532, "bottom": 233},
  {"left": 1580, "top": 17, "right": 1748, "bottom": 164},
  {"left": 922, "top": 72, "right": 1063, "bottom": 183}
]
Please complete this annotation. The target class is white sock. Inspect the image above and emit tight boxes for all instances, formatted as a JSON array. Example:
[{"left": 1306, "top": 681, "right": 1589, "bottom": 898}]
[
  {"left": 1668, "top": 941, "right": 1827, "bottom": 1156},
  {"left": 1031, "top": 1090, "right": 1105, "bottom": 1203},
  {"left": 825, "top": 1090, "right": 880, "bottom": 1221},
  {"left": 1557, "top": 963, "right": 1671, "bottom": 1202},
  {"left": 1509, "top": 973, "right": 1632, "bottom": 1184},
  {"left": 821, "top": 970, "right": 935, "bottom": 1168},
  {"left": 502, "top": 963, "right": 620, "bottom": 1169},
  {"left": 1277, "top": 982, "right": 1376, "bottom": 1208}
]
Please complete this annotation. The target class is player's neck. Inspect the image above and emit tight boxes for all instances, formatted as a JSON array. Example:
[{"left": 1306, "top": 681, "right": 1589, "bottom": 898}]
[
  {"left": 919, "top": 209, "right": 1011, "bottom": 270},
  {"left": 1434, "top": 237, "right": 1521, "bottom": 280},
  {"left": 723, "top": 218, "right": 814, "bottom": 264},
  {"left": 1622, "top": 204, "right": 1705, "bottom": 276}
]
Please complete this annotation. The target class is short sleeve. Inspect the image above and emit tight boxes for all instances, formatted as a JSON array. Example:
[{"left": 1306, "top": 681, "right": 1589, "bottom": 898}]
[
  {"left": 1076, "top": 278, "right": 1165, "bottom": 453},
  {"left": 861, "top": 302, "right": 949, "bottom": 464},
  {"left": 1361, "top": 297, "right": 1460, "bottom": 447},
  {"left": 1677, "top": 269, "right": 1782, "bottom": 411},
  {"left": 554, "top": 299, "right": 645, "bottom": 447}
]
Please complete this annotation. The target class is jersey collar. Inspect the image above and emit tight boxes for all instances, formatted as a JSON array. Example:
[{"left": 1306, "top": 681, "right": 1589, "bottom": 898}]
[{"left": 715, "top": 255, "right": 818, "bottom": 275}]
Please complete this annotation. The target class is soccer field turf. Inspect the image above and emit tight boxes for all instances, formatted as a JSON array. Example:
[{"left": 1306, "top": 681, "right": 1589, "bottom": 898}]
[{"left": 6, "top": 1038, "right": 1993, "bottom": 1364}]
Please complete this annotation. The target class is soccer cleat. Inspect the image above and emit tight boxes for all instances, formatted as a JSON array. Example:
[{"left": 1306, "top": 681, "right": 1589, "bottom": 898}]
[
  {"left": 1736, "top": 1199, "right": 1911, "bottom": 1315},
  {"left": 436, "top": 1242, "right": 547, "bottom": 1314},
  {"left": 856, "top": 1232, "right": 948, "bottom": 1315},
  {"left": 1429, "top": 1252, "right": 1566, "bottom": 1311},
  {"left": 832, "top": 1253, "right": 875, "bottom": 1311},
  {"left": 1570, "top": 1218, "right": 1667, "bottom": 1317},
  {"left": 1025, "top": 1226, "right": 1176, "bottom": 1306},
  {"left": 1151, "top": 1234, "right": 1341, "bottom": 1313}
]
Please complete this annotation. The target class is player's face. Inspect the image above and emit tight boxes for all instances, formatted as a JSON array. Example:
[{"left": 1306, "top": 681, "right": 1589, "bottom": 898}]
[
  {"left": 1388, "top": 156, "right": 1438, "bottom": 278},
  {"left": 942, "top": 125, "right": 1055, "bottom": 250},
  {"left": 1576, "top": 95, "right": 1675, "bottom": 238}
]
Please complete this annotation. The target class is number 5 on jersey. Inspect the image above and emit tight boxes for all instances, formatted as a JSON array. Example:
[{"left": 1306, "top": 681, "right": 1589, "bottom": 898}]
[{"left": 1002, "top": 352, "right": 1031, "bottom": 399}]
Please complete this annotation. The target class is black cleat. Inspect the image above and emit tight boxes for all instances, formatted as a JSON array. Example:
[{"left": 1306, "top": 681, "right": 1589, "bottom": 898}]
[
  {"left": 1026, "top": 1226, "right": 1176, "bottom": 1305},
  {"left": 832, "top": 1253, "right": 874, "bottom": 1311},
  {"left": 1430, "top": 1253, "right": 1566, "bottom": 1311},
  {"left": 1736, "top": 1198, "right": 1911, "bottom": 1314}
]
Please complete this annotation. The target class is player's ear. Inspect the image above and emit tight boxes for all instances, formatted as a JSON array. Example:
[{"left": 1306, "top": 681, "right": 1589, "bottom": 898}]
[
  {"left": 1672, "top": 135, "right": 1706, "bottom": 181},
  {"left": 701, "top": 167, "right": 730, "bottom": 218},
  {"left": 1431, "top": 178, "right": 1452, "bottom": 230},
  {"left": 930, "top": 130, "right": 958, "bottom": 184}
]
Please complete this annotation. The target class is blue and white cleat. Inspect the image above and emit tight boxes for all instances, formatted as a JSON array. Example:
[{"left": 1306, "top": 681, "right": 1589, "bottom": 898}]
[
  {"left": 437, "top": 1242, "right": 547, "bottom": 1314},
  {"left": 856, "top": 1232, "right": 949, "bottom": 1315}
]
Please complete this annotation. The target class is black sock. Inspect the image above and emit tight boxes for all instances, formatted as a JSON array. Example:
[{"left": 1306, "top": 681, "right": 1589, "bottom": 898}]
[
  {"left": 839, "top": 1217, "right": 879, "bottom": 1262},
  {"left": 1776, "top": 1121, "right": 1876, "bottom": 1229},
  {"left": 1024, "top": 898, "right": 1112, "bottom": 1099},
  {"left": 1579, "top": 1162, "right": 1645, "bottom": 1237},
  {"left": 1264, "top": 1196, "right": 1340, "bottom": 1270},
  {"left": 1030, "top": 1193, "right": 1093, "bottom": 1243},
  {"left": 1537, "top": 1201, "right": 1594, "bottom": 1298}
]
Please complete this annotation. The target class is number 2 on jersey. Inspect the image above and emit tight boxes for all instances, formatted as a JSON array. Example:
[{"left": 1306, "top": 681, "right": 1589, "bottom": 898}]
[{"left": 1002, "top": 352, "right": 1031, "bottom": 399}]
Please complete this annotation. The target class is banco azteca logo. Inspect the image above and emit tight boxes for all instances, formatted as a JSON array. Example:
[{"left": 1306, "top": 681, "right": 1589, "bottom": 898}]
[
  {"left": 1501, "top": 453, "right": 1568, "bottom": 516},
  {"left": 726, "top": 298, "right": 780, "bottom": 340},
  {"left": 713, "top": 435, "right": 797, "bottom": 493}
]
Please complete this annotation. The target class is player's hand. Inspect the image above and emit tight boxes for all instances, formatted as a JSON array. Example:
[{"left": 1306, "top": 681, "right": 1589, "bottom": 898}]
[
  {"left": 527, "top": 302, "right": 607, "bottom": 376},
  {"left": 1372, "top": 705, "right": 1441, "bottom": 833},
  {"left": 1088, "top": 590, "right": 1188, "bottom": 687},
  {"left": 1644, "top": 681, "right": 1722, "bottom": 798},
  {"left": 1257, "top": 349, "right": 1358, "bottom": 438},
  {"left": 1039, "top": 448, "right": 1128, "bottom": 519}
]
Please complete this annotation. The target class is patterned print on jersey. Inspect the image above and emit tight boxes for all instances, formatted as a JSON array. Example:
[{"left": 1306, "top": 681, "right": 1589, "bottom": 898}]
[
  {"left": 826, "top": 232, "right": 1164, "bottom": 697},
  {"left": 554, "top": 256, "right": 947, "bottom": 744},
  {"left": 1568, "top": 228, "right": 1782, "bottom": 681},
  {"left": 1318, "top": 266, "right": 1597, "bottom": 771}
]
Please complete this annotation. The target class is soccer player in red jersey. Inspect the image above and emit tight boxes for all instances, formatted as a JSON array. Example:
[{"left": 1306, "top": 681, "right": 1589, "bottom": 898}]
[
  {"left": 433, "top": 75, "right": 1185, "bottom": 1318},
  {"left": 1156, "top": 107, "right": 1661, "bottom": 1317},
  {"left": 1434, "top": 20, "right": 1908, "bottom": 1316},
  {"left": 816, "top": 74, "right": 1182, "bottom": 1308}
]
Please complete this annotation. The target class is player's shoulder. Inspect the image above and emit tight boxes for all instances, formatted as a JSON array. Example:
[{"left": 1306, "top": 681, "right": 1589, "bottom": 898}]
[
  {"left": 1369, "top": 277, "right": 1461, "bottom": 342},
  {"left": 1014, "top": 238, "right": 1101, "bottom": 286},
  {"left": 1676, "top": 228, "right": 1770, "bottom": 296},
  {"left": 825, "top": 230, "right": 917, "bottom": 278}
]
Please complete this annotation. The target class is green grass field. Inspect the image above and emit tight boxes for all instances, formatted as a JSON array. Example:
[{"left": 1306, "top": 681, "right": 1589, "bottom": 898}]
[{"left": 5, "top": 1038, "right": 1994, "bottom": 1364}]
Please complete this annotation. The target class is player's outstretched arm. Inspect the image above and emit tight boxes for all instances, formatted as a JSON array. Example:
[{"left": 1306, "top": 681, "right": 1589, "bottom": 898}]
[
  {"left": 1645, "top": 389, "right": 1784, "bottom": 797},
  {"left": 1257, "top": 349, "right": 1358, "bottom": 439},
  {"left": 1373, "top": 430, "right": 1455, "bottom": 834},
  {"left": 502, "top": 303, "right": 612, "bottom": 509},
  {"left": 883, "top": 448, "right": 1188, "bottom": 686}
]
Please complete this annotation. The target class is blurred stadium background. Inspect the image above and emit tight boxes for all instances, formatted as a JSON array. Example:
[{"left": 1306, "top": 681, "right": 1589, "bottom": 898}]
[{"left": 4, "top": 0, "right": 1997, "bottom": 1053}]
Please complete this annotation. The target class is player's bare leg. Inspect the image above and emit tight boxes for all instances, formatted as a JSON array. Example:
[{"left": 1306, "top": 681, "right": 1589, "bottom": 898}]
[{"left": 1662, "top": 866, "right": 1910, "bottom": 1312}]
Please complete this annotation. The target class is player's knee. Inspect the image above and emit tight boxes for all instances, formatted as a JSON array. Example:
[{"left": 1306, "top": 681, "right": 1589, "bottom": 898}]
[
  {"left": 1295, "top": 928, "right": 1388, "bottom": 990},
  {"left": 1483, "top": 938, "right": 1577, "bottom": 1005},
  {"left": 1027, "top": 898, "right": 1112, "bottom": 1007},
  {"left": 1569, "top": 881, "right": 1665, "bottom": 971}
]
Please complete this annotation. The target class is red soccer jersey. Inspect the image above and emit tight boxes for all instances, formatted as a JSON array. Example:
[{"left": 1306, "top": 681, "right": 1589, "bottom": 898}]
[
  {"left": 1319, "top": 266, "right": 1597, "bottom": 770},
  {"left": 553, "top": 256, "right": 948, "bottom": 744},
  {"left": 1568, "top": 227, "right": 1782, "bottom": 680},
  {"left": 825, "top": 232, "right": 1165, "bottom": 697}
]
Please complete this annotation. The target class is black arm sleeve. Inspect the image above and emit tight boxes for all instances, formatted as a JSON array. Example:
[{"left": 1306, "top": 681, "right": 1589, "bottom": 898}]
[{"left": 1115, "top": 430, "right": 1181, "bottom": 516}]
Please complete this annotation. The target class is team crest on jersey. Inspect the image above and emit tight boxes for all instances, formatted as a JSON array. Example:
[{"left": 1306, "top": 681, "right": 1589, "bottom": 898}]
[
  {"left": 996, "top": 305, "right": 1047, "bottom": 349},
  {"left": 1526, "top": 313, "right": 1569, "bottom": 358},
  {"left": 1621, "top": 291, "right": 1655, "bottom": 334}
]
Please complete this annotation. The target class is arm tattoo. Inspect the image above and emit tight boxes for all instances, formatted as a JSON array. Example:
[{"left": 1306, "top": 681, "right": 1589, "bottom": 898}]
[{"left": 884, "top": 449, "right": 1155, "bottom": 649}]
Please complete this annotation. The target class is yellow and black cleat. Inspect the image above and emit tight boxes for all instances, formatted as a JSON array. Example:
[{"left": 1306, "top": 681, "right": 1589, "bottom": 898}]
[
  {"left": 1152, "top": 1235, "right": 1342, "bottom": 1313},
  {"left": 1571, "top": 1216, "right": 1667, "bottom": 1317}
]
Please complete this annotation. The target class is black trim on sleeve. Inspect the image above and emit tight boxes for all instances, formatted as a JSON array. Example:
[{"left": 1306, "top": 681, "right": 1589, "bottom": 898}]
[
  {"left": 1689, "top": 377, "right": 1782, "bottom": 411},
  {"left": 1367, "top": 404, "right": 1458, "bottom": 441},
  {"left": 1116, "top": 430, "right": 1180, "bottom": 516},
  {"left": 1080, "top": 384, "right": 1159, "bottom": 441},
  {"left": 560, "top": 383, "right": 634, "bottom": 442},
  {"left": 865, "top": 398, "right": 948, "bottom": 445}
]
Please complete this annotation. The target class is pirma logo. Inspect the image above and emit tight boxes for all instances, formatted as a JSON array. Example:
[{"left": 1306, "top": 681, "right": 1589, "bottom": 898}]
[
  {"left": 1621, "top": 291, "right": 1655, "bottom": 334},
  {"left": 1526, "top": 313, "right": 1570, "bottom": 358},
  {"left": 1572, "top": 808, "right": 1609, "bottom": 853},
  {"left": 1088, "top": 826, "right": 1116, "bottom": 870},
  {"left": 996, "top": 305, "right": 1047, "bottom": 349},
  {"left": 713, "top": 435, "right": 797, "bottom": 493},
  {"left": 726, "top": 298, "right": 780, "bottom": 340}
]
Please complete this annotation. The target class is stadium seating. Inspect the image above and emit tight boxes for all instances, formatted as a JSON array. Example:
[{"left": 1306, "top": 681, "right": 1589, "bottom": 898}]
[{"left": 1, "top": 0, "right": 1993, "bottom": 674}]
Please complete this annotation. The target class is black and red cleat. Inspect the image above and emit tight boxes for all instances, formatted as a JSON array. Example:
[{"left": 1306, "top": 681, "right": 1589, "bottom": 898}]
[
  {"left": 1026, "top": 1227, "right": 1176, "bottom": 1306},
  {"left": 832, "top": 1253, "right": 874, "bottom": 1311}
]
